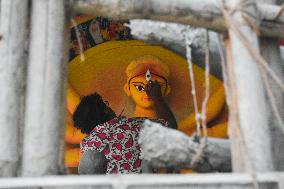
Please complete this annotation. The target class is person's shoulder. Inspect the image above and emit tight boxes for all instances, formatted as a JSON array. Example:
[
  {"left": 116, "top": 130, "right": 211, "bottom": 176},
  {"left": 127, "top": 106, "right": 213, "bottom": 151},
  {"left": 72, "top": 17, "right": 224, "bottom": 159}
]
[
  {"left": 84, "top": 118, "right": 117, "bottom": 139},
  {"left": 125, "top": 117, "right": 148, "bottom": 125},
  {"left": 149, "top": 118, "right": 169, "bottom": 127},
  {"left": 113, "top": 116, "right": 145, "bottom": 131},
  {"left": 80, "top": 120, "right": 114, "bottom": 153},
  {"left": 123, "top": 117, "right": 168, "bottom": 127}
]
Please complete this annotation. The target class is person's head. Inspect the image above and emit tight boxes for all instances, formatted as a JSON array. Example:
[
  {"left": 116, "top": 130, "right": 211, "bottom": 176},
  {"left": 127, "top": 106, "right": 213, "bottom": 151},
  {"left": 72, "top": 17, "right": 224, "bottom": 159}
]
[
  {"left": 73, "top": 93, "right": 116, "bottom": 134},
  {"left": 124, "top": 55, "right": 171, "bottom": 109}
]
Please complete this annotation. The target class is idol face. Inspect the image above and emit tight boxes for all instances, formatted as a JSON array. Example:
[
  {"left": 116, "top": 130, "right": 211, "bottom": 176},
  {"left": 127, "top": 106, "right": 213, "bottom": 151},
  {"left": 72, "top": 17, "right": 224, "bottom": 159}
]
[{"left": 128, "top": 74, "right": 167, "bottom": 109}]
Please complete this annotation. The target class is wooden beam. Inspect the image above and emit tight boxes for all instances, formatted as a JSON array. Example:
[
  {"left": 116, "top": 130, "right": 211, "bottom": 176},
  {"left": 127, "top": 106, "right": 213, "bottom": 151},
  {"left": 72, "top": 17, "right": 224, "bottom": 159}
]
[
  {"left": 0, "top": 173, "right": 282, "bottom": 189},
  {"left": 129, "top": 20, "right": 223, "bottom": 79},
  {"left": 260, "top": 32, "right": 284, "bottom": 172},
  {"left": 224, "top": 0, "right": 274, "bottom": 172},
  {"left": 258, "top": 0, "right": 284, "bottom": 172},
  {"left": 139, "top": 120, "right": 232, "bottom": 172},
  {"left": 0, "top": 0, "right": 29, "bottom": 177},
  {"left": 72, "top": 0, "right": 284, "bottom": 38},
  {"left": 21, "top": 0, "right": 68, "bottom": 176}
]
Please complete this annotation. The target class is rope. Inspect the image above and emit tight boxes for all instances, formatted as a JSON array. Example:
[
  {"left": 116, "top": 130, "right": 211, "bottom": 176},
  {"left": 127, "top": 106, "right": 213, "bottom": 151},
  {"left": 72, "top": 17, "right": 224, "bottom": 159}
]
[
  {"left": 260, "top": 66, "right": 284, "bottom": 133},
  {"left": 190, "top": 30, "right": 210, "bottom": 168},
  {"left": 201, "top": 30, "right": 210, "bottom": 140},
  {"left": 185, "top": 27, "right": 202, "bottom": 138},
  {"left": 273, "top": 4, "right": 284, "bottom": 21},
  {"left": 216, "top": 35, "right": 232, "bottom": 107}
]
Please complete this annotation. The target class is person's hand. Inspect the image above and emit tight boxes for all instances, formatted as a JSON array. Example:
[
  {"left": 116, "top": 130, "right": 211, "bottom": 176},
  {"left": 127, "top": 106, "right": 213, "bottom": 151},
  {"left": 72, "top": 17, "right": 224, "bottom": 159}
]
[{"left": 146, "top": 80, "right": 163, "bottom": 101}]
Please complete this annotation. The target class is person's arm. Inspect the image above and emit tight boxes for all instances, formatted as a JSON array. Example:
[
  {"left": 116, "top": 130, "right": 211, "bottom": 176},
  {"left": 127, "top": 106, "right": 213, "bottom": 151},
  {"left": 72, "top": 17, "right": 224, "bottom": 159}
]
[
  {"left": 146, "top": 81, "right": 177, "bottom": 129},
  {"left": 141, "top": 159, "right": 153, "bottom": 173},
  {"left": 78, "top": 150, "right": 107, "bottom": 174}
]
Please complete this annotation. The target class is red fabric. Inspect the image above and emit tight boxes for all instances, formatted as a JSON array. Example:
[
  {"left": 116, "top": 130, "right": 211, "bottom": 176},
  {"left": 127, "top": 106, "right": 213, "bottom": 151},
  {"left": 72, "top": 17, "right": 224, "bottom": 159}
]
[{"left": 280, "top": 39, "right": 284, "bottom": 46}]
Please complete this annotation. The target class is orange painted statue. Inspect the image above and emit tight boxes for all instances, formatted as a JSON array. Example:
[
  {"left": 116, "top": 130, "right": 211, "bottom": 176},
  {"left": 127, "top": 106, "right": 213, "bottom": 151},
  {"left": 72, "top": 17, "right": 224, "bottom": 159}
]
[
  {"left": 123, "top": 54, "right": 228, "bottom": 137},
  {"left": 65, "top": 40, "right": 228, "bottom": 172},
  {"left": 122, "top": 54, "right": 228, "bottom": 173},
  {"left": 124, "top": 56, "right": 173, "bottom": 119}
]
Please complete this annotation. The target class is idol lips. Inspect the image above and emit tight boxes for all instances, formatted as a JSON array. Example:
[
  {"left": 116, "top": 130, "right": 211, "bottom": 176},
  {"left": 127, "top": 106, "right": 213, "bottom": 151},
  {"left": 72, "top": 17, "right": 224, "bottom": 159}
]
[{"left": 143, "top": 97, "right": 152, "bottom": 101}]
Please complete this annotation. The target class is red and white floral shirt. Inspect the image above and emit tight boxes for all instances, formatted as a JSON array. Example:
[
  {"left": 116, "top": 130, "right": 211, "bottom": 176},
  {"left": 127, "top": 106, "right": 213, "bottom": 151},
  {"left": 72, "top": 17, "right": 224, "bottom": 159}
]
[{"left": 80, "top": 116, "right": 169, "bottom": 174}]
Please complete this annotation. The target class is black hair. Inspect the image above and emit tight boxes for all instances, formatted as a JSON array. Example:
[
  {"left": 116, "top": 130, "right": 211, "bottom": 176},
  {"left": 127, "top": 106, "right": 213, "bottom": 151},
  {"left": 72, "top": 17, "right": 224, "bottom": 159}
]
[{"left": 73, "top": 93, "right": 116, "bottom": 135}]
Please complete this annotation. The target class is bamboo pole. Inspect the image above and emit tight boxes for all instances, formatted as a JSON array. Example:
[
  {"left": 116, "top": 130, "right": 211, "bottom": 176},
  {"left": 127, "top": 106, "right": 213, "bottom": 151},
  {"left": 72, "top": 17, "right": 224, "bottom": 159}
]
[
  {"left": 0, "top": 0, "right": 29, "bottom": 177},
  {"left": 72, "top": 0, "right": 284, "bottom": 38},
  {"left": 22, "top": 0, "right": 68, "bottom": 176},
  {"left": 259, "top": 0, "right": 284, "bottom": 172},
  {"left": 224, "top": 0, "right": 274, "bottom": 172},
  {"left": 259, "top": 37, "right": 284, "bottom": 171}
]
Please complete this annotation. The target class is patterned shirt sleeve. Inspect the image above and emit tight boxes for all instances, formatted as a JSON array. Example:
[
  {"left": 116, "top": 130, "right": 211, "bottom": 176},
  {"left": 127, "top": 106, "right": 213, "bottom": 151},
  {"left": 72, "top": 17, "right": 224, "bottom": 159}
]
[
  {"left": 154, "top": 119, "right": 170, "bottom": 128},
  {"left": 80, "top": 124, "right": 109, "bottom": 153}
]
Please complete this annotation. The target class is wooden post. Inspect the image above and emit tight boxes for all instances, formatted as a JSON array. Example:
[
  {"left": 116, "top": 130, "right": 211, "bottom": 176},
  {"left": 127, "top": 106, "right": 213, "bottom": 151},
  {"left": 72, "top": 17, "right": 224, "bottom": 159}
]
[
  {"left": 259, "top": 0, "right": 284, "bottom": 171},
  {"left": 259, "top": 37, "right": 284, "bottom": 171},
  {"left": 22, "top": 0, "right": 68, "bottom": 176},
  {"left": 224, "top": 0, "right": 274, "bottom": 172},
  {"left": 0, "top": 0, "right": 29, "bottom": 177},
  {"left": 72, "top": 0, "right": 284, "bottom": 38}
]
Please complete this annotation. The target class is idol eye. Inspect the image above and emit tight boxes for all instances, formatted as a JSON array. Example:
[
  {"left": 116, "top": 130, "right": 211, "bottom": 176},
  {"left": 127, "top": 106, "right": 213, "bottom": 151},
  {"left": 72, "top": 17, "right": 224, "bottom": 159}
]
[{"left": 134, "top": 84, "right": 145, "bottom": 92}]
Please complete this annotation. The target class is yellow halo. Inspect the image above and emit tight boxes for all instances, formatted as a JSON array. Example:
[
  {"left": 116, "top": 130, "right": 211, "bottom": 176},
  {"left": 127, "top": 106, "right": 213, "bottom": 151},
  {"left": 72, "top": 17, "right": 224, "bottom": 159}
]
[{"left": 68, "top": 40, "right": 224, "bottom": 122}]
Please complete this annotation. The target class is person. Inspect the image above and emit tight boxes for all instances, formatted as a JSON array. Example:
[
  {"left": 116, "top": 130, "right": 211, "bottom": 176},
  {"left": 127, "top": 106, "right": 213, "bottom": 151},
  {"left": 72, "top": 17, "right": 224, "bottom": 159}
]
[
  {"left": 73, "top": 93, "right": 115, "bottom": 174},
  {"left": 74, "top": 80, "right": 177, "bottom": 174}
]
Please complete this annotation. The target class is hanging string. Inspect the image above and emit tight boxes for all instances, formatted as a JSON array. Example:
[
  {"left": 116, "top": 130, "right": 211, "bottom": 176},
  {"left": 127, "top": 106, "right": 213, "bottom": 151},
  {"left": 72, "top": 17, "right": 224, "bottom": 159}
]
[
  {"left": 190, "top": 30, "right": 210, "bottom": 168},
  {"left": 216, "top": 35, "right": 232, "bottom": 107},
  {"left": 273, "top": 4, "right": 284, "bottom": 21},
  {"left": 259, "top": 62, "right": 284, "bottom": 132},
  {"left": 201, "top": 30, "right": 210, "bottom": 139},
  {"left": 71, "top": 18, "right": 86, "bottom": 62},
  {"left": 185, "top": 26, "right": 202, "bottom": 138}
]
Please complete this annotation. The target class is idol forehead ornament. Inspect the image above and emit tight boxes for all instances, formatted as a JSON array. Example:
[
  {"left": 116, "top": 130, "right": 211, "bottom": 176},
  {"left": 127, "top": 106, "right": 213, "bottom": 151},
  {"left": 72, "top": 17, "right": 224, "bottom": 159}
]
[{"left": 145, "top": 69, "right": 151, "bottom": 82}]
